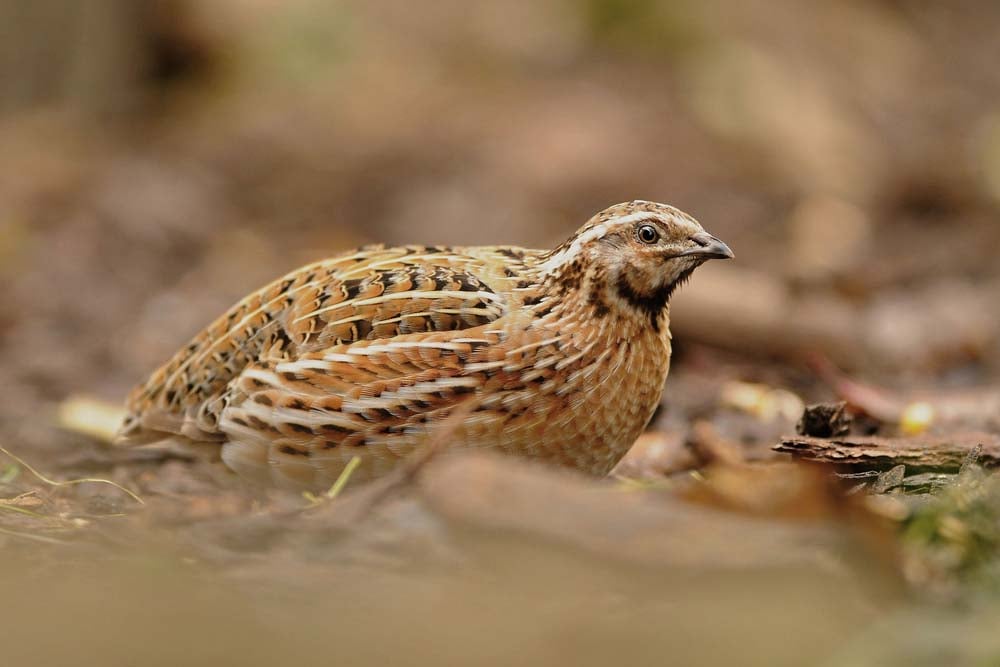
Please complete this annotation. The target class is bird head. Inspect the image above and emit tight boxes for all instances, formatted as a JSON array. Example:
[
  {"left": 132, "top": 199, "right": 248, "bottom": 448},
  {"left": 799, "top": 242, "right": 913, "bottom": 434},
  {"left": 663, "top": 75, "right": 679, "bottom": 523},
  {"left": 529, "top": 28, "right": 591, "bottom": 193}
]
[{"left": 540, "top": 200, "right": 733, "bottom": 328}]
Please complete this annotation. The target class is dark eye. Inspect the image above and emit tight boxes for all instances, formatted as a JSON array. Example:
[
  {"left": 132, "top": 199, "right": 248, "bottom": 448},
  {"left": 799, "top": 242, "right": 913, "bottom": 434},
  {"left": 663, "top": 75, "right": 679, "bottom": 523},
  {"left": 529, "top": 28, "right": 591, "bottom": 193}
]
[{"left": 637, "top": 224, "right": 659, "bottom": 244}]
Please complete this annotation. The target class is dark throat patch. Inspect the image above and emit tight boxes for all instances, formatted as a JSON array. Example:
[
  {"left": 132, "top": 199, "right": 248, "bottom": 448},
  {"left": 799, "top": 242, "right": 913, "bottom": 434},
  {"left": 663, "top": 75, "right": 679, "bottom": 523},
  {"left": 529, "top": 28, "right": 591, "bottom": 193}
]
[{"left": 615, "top": 267, "right": 695, "bottom": 331}]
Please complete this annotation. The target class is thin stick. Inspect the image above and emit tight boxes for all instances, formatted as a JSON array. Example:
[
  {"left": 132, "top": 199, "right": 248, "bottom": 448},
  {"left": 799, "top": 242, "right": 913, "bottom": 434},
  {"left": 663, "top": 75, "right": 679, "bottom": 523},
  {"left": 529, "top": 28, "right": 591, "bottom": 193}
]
[{"left": 0, "top": 446, "right": 144, "bottom": 505}]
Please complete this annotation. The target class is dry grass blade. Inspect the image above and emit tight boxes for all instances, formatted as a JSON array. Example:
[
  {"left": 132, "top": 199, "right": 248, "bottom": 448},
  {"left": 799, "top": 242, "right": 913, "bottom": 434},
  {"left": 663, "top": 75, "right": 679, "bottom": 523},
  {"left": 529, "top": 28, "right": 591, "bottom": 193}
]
[
  {"left": 0, "top": 525, "right": 70, "bottom": 545},
  {"left": 0, "top": 446, "right": 144, "bottom": 505},
  {"left": 324, "top": 455, "right": 362, "bottom": 499},
  {"left": 0, "top": 502, "right": 49, "bottom": 519},
  {"left": 303, "top": 455, "right": 363, "bottom": 505}
]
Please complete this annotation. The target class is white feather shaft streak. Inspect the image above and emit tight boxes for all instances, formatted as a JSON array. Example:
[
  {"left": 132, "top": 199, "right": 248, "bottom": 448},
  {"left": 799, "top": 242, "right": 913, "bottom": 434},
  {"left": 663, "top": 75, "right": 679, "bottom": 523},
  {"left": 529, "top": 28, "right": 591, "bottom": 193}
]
[
  {"left": 241, "top": 367, "right": 283, "bottom": 387},
  {"left": 369, "top": 307, "right": 500, "bottom": 328},
  {"left": 463, "top": 360, "right": 506, "bottom": 372},
  {"left": 554, "top": 340, "right": 597, "bottom": 370},
  {"left": 327, "top": 340, "right": 472, "bottom": 359},
  {"left": 430, "top": 307, "right": 500, "bottom": 317},
  {"left": 240, "top": 399, "right": 363, "bottom": 430},
  {"left": 332, "top": 252, "right": 478, "bottom": 280},
  {"left": 557, "top": 345, "right": 617, "bottom": 395},
  {"left": 318, "top": 313, "right": 370, "bottom": 328},
  {"left": 299, "top": 289, "right": 503, "bottom": 323},
  {"left": 531, "top": 354, "right": 561, "bottom": 370},
  {"left": 341, "top": 377, "right": 482, "bottom": 413},
  {"left": 506, "top": 336, "right": 564, "bottom": 357},
  {"left": 275, "top": 359, "right": 334, "bottom": 374},
  {"left": 370, "top": 311, "right": 435, "bottom": 325}
]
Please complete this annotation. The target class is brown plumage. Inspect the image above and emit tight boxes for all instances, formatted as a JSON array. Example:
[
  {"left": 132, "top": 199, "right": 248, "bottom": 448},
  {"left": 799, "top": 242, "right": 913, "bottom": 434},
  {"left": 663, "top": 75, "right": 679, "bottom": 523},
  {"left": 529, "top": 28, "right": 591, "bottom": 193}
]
[{"left": 116, "top": 201, "right": 733, "bottom": 490}]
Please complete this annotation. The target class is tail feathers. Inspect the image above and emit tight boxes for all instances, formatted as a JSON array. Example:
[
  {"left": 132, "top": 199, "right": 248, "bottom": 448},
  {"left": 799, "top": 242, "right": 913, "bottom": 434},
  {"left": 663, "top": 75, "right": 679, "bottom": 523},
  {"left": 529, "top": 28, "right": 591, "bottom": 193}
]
[
  {"left": 113, "top": 435, "right": 223, "bottom": 462},
  {"left": 114, "top": 405, "right": 225, "bottom": 449}
]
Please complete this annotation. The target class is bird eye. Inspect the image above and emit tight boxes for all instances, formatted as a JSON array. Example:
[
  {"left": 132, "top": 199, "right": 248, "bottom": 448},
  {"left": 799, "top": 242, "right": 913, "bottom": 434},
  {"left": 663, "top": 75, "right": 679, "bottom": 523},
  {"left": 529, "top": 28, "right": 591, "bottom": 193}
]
[{"left": 636, "top": 224, "right": 659, "bottom": 244}]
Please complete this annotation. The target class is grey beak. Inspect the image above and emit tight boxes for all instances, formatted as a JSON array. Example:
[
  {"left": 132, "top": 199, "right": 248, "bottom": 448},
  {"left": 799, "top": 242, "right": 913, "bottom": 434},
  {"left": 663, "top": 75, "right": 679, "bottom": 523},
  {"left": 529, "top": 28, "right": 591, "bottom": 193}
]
[{"left": 685, "top": 232, "right": 734, "bottom": 260}]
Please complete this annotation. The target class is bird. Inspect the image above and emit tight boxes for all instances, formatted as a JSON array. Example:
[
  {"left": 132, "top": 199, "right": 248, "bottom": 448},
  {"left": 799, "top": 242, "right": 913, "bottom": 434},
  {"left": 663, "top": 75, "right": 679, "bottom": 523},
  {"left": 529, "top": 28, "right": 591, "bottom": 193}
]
[{"left": 115, "top": 200, "right": 733, "bottom": 490}]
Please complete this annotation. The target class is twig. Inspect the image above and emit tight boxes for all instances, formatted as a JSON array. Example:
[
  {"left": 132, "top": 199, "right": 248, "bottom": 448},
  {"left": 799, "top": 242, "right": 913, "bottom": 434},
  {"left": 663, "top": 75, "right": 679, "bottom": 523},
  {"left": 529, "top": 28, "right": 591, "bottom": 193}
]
[{"left": 0, "top": 446, "right": 144, "bottom": 505}]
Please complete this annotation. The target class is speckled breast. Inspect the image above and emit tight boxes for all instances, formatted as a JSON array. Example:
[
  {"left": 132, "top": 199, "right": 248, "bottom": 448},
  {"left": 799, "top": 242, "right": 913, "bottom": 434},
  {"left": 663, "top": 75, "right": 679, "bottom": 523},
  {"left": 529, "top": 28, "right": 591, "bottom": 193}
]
[{"left": 468, "top": 325, "right": 672, "bottom": 476}]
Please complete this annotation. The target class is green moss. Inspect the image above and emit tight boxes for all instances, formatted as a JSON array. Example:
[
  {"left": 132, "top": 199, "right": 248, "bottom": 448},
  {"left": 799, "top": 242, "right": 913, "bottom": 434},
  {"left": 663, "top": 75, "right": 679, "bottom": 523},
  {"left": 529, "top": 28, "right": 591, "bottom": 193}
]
[{"left": 902, "top": 463, "right": 1000, "bottom": 595}]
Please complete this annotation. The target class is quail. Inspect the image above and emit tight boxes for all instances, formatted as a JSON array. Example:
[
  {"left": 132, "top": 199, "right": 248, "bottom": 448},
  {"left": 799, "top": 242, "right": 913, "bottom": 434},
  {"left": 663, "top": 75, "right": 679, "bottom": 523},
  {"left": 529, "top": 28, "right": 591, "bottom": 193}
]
[{"left": 116, "top": 201, "right": 733, "bottom": 489}]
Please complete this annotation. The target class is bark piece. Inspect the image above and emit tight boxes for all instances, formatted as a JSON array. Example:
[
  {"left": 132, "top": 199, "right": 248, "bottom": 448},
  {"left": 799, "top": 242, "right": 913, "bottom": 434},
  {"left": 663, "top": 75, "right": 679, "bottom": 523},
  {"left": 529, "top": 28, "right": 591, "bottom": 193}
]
[{"left": 777, "top": 432, "right": 1000, "bottom": 471}]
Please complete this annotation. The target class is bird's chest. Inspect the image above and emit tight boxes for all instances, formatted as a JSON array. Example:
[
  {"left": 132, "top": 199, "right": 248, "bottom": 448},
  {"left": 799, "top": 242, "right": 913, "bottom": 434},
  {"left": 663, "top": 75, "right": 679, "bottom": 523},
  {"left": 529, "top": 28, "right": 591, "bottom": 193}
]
[
  {"left": 588, "top": 329, "right": 671, "bottom": 463},
  {"left": 519, "top": 325, "right": 672, "bottom": 475}
]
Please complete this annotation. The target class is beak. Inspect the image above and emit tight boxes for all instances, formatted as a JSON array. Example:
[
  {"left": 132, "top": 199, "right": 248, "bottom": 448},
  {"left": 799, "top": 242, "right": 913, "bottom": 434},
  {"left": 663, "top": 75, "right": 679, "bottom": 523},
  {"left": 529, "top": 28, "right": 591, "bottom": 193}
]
[{"left": 684, "top": 232, "right": 734, "bottom": 260}]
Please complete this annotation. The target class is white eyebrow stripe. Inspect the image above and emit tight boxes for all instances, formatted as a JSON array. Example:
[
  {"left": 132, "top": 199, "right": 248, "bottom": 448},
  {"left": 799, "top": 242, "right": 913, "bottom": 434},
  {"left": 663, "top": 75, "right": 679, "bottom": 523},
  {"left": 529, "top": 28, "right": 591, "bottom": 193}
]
[
  {"left": 604, "top": 212, "right": 662, "bottom": 226},
  {"left": 537, "top": 211, "right": 670, "bottom": 273},
  {"left": 538, "top": 222, "right": 610, "bottom": 273}
]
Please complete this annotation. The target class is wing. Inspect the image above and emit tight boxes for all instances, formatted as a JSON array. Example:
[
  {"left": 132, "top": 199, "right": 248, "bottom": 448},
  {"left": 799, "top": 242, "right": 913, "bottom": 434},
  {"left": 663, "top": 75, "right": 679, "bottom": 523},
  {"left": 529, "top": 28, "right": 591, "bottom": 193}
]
[
  {"left": 216, "top": 317, "right": 597, "bottom": 490},
  {"left": 216, "top": 330, "right": 500, "bottom": 488},
  {"left": 116, "top": 245, "right": 523, "bottom": 449}
]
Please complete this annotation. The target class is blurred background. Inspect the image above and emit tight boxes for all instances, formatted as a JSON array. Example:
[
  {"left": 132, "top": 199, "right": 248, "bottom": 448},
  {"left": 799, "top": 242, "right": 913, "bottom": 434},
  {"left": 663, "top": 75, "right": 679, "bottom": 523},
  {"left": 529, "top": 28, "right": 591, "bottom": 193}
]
[{"left": 2, "top": 1, "right": 1000, "bottom": 664}]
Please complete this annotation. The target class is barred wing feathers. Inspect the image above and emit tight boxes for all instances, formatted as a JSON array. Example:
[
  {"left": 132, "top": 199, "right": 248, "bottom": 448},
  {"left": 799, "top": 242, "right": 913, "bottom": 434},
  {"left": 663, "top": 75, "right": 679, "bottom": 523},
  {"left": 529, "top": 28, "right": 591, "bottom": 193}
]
[{"left": 116, "top": 245, "right": 531, "bottom": 456}]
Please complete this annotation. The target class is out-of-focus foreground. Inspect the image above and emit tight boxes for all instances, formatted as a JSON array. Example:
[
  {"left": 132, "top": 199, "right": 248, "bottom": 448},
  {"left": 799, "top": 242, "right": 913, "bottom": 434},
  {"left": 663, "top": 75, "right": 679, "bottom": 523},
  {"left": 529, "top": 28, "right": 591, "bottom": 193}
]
[{"left": 2, "top": 1, "right": 1000, "bottom": 665}]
